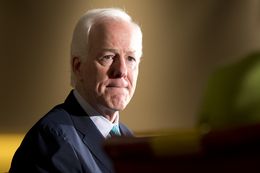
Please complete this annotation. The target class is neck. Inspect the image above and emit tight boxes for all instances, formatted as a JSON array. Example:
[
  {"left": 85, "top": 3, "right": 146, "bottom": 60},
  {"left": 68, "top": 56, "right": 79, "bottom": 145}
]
[
  {"left": 102, "top": 109, "right": 118, "bottom": 123},
  {"left": 74, "top": 86, "right": 119, "bottom": 123}
]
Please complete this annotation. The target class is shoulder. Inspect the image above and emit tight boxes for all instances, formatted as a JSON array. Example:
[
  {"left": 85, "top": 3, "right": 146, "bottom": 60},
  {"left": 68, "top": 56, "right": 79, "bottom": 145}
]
[
  {"left": 9, "top": 104, "right": 83, "bottom": 172},
  {"left": 39, "top": 104, "right": 72, "bottom": 126},
  {"left": 27, "top": 104, "right": 73, "bottom": 139}
]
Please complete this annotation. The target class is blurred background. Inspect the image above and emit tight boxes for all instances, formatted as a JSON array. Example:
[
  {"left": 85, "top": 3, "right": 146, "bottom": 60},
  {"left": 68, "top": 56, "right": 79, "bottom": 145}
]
[{"left": 1, "top": 0, "right": 260, "bottom": 171}]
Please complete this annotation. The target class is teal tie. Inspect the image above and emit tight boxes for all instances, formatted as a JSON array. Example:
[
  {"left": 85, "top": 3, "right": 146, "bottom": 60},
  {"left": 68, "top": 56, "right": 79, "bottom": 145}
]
[{"left": 109, "top": 125, "right": 121, "bottom": 137}]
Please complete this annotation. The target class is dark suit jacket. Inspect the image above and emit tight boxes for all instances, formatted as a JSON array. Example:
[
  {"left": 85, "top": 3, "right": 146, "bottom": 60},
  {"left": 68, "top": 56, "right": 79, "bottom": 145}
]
[{"left": 9, "top": 91, "right": 133, "bottom": 173}]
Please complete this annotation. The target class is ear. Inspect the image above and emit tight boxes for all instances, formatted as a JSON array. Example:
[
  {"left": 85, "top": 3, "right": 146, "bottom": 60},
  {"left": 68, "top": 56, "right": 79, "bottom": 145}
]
[{"left": 72, "top": 57, "right": 83, "bottom": 80}]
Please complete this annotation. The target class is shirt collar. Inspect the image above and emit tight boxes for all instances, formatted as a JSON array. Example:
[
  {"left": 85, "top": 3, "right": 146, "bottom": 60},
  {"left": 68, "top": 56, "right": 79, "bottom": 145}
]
[{"left": 73, "top": 89, "right": 119, "bottom": 138}]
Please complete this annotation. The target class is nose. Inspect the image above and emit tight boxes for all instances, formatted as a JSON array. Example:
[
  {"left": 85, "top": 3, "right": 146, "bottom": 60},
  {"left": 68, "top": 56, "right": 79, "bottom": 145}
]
[{"left": 109, "top": 57, "right": 127, "bottom": 78}]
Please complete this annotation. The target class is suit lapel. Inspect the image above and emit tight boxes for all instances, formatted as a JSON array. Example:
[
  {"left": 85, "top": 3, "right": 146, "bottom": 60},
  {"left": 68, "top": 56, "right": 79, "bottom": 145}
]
[
  {"left": 119, "top": 123, "right": 134, "bottom": 137},
  {"left": 71, "top": 115, "right": 113, "bottom": 171},
  {"left": 62, "top": 91, "right": 114, "bottom": 172}
]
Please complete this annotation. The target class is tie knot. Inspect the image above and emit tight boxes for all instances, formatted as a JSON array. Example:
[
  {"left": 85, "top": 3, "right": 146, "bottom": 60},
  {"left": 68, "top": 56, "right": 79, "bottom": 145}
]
[{"left": 109, "top": 125, "right": 121, "bottom": 137}]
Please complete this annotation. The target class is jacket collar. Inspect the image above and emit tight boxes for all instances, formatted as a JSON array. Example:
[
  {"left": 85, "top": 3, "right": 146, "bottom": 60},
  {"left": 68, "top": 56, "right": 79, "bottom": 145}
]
[
  {"left": 63, "top": 90, "right": 133, "bottom": 137},
  {"left": 62, "top": 90, "right": 114, "bottom": 172}
]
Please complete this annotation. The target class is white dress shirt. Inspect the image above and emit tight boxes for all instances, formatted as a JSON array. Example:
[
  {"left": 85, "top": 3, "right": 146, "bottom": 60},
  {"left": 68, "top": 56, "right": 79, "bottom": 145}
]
[{"left": 73, "top": 90, "right": 119, "bottom": 138}]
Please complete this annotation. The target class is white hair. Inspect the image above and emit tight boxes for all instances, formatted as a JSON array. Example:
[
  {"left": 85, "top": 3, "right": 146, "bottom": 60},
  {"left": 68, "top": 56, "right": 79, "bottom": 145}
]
[{"left": 70, "top": 8, "right": 143, "bottom": 86}]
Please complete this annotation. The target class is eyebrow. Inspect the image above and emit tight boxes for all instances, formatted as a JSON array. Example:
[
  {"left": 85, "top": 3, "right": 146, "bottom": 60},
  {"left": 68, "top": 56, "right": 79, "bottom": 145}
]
[{"left": 101, "top": 48, "right": 136, "bottom": 55}]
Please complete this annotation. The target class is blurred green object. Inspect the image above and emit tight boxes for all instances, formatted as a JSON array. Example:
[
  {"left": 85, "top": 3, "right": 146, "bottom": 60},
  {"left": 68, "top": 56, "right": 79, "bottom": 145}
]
[{"left": 198, "top": 52, "right": 260, "bottom": 130}]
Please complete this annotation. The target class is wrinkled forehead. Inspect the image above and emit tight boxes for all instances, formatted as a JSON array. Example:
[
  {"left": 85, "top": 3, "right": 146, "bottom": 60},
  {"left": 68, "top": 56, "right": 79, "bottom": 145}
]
[{"left": 89, "top": 19, "right": 142, "bottom": 57}]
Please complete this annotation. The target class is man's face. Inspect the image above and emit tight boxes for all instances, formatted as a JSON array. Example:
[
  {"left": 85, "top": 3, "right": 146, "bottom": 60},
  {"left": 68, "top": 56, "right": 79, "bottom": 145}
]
[{"left": 75, "top": 19, "right": 141, "bottom": 115}]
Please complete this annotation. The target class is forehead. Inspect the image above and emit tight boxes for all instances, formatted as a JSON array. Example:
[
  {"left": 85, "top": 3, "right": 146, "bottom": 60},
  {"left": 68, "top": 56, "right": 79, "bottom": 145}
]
[
  {"left": 88, "top": 19, "right": 141, "bottom": 53},
  {"left": 90, "top": 18, "right": 135, "bottom": 35}
]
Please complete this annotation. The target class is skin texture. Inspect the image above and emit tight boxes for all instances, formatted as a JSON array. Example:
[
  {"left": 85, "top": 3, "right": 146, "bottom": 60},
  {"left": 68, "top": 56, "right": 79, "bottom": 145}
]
[{"left": 72, "top": 19, "right": 141, "bottom": 122}]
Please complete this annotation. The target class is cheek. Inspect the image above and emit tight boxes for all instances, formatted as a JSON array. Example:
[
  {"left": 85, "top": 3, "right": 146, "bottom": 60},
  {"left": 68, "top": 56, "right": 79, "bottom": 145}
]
[
  {"left": 133, "top": 68, "right": 139, "bottom": 82},
  {"left": 92, "top": 64, "right": 110, "bottom": 92},
  {"left": 95, "top": 65, "right": 109, "bottom": 85},
  {"left": 80, "top": 63, "right": 98, "bottom": 87},
  {"left": 129, "top": 69, "right": 139, "bottom": 90},
  {"left": 96, "top": 68, "right": 108, "bottom": 80}
]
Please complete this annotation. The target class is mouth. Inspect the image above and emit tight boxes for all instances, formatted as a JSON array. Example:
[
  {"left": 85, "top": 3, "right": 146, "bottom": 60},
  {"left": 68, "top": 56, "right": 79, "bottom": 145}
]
[
  {"left": 106, "top": 85, "right": 128, "bottom": 89},
  {"left": 106, "top": 80, "right": 128, "bottom": 88}
]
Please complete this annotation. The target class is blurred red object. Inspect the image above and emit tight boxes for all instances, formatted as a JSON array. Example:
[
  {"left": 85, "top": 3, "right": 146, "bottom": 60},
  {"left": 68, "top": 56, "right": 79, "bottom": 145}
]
[{"left": 104, "top": 123, "right": 260, "bottom": 173}]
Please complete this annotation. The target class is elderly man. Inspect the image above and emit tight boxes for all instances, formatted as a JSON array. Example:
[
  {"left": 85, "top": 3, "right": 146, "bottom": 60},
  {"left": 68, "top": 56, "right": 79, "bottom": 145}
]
[{"left": 10, "top": 8, "right": 142, "bottom": 173}]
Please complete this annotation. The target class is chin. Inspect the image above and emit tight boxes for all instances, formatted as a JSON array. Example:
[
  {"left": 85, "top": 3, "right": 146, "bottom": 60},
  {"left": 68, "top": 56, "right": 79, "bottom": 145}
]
[
  {"left": 108, "top": 102, "right": 128, "bottom": 111},
  {"left": 111, "top": 104, "right": 127, "bottom": 111},
  {"left": 106, "top": 96, "right": 130, "bottom": 109}
]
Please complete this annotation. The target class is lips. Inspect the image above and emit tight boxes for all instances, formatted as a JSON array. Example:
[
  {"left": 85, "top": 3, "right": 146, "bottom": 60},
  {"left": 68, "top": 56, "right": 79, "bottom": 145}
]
[{"left": 106, "top": 80, "right": 128, "bottom": 88}]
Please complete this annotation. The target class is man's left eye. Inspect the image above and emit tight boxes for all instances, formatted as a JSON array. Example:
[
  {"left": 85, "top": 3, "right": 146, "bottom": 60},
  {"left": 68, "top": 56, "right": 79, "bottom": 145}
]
[{"left": 127, "top": 56, "right": 136, "bottom": 62}]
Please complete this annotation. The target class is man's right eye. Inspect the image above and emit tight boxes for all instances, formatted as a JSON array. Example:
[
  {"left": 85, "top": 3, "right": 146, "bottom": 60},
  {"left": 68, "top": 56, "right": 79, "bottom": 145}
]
[
  {"left": 103, "top": 55, "right": 113, "bottom": 60},
  {"left": 98, "top": 55, "right": 114, "bottom": 65}
]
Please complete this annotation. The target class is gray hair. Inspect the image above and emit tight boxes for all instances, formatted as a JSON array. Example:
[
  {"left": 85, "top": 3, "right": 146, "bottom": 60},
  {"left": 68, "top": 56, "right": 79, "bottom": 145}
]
[{"left": 70, "top": 8, "right": 143, "bottom": 86}]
